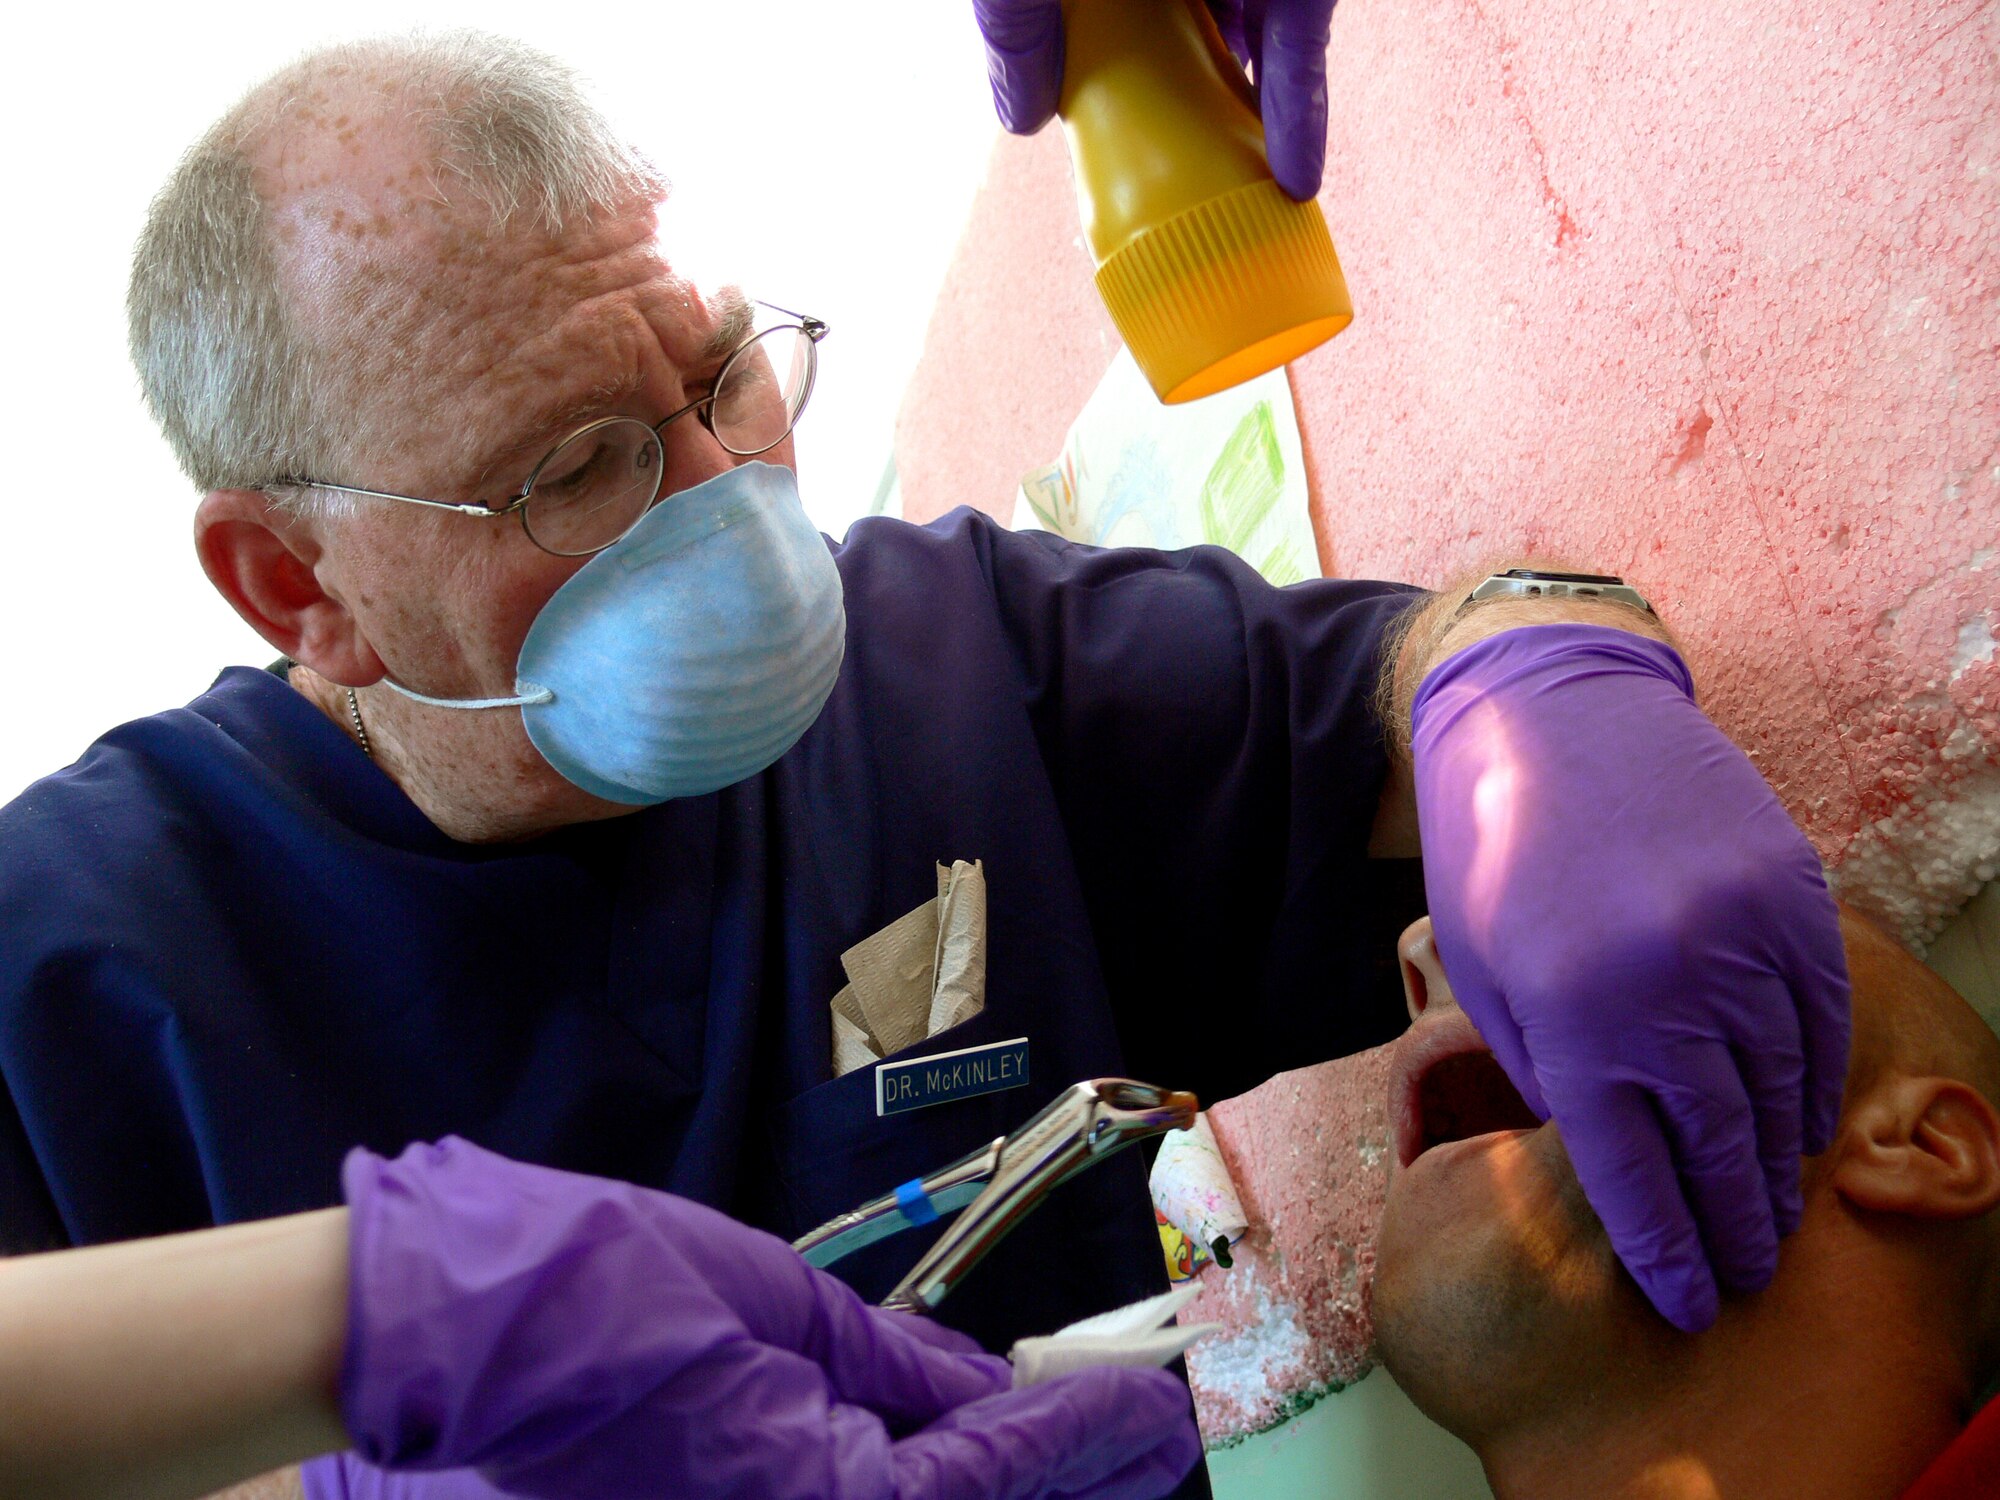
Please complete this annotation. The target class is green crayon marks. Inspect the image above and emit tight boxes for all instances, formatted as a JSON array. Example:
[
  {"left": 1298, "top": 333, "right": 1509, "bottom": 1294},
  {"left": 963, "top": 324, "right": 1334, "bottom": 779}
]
[{"left": 1200, "top": 399, "right": 1298, "bottom": 583}]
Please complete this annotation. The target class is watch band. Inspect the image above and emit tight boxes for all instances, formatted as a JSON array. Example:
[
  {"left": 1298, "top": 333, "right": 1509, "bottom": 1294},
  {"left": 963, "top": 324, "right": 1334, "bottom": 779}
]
[{"left": 1453, "top": 570, "right": 1655, "bottom": 618}]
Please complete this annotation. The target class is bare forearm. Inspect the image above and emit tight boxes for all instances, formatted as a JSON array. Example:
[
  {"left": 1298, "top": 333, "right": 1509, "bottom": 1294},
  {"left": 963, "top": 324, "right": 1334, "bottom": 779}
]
[
  {"left": 1368, "top": 562, "right": 1677, "bottom": 858},
  {"left": 0, "top": 1209, "right": 350, "bottom": 1500}
]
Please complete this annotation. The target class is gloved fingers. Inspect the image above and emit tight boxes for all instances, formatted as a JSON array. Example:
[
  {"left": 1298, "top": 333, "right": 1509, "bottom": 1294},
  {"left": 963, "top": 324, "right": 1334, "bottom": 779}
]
[
  {"left": 1239, "top": 0, "right": 1268, "bottom": 88},
  {"left": 1206, "top": 0, "right": 1251, "bottom": 68},
  {"left": 972, "top": 0, "right": 1066, "bottom": 134},
  {"left": 1553, "top": 1079, "right": 1720, "bottom": 1333},
  {"left": 1652, "top": 1044, "right": 1783, "bottom": 1292},
  {"left": 1723, "top": 987, "right": 1809, "bottom": 1240},
  {"left": 885, "top": 1367, "right": 1200, "bottom": 1500},
  {"left": 1722, "top": 798, "right": 1850, "bottom": 1159},
  {"left": 660, "top": 1205, "right": 1010, "bottom": 1422},
  {"left": 1033, "top": 1423, "right": 1208, "bottom": 1500},
  {"left": 873, "top": 1306, "right": 993, "bottom": 1359},
  {"left": 1258, "top": 1, "right": 1334, "bottom": 200},
  {"left": 301, "top": 1453, "right": 358, "bottom": 1500},
  {"left": 302, "top": 1453, "right": 522, "bottom": 1500},
  {"left": 792, "top": 1271, "right": 1014, "bottom": 1424}
]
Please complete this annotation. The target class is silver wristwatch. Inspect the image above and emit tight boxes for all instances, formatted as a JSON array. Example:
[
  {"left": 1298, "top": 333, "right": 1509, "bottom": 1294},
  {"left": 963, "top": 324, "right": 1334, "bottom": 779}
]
[{"left": 1454, "top": 569, "right": 1655, "bottom": 618}]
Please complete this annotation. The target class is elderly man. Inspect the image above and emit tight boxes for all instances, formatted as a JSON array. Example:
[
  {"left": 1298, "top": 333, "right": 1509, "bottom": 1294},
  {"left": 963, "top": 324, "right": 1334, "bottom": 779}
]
[
  {"left": 0, "top": 25, "right": 1849, "bottom": 1500},
  {"left": 1378, "top": 906, "right": 2000, "bottom": 1498}
]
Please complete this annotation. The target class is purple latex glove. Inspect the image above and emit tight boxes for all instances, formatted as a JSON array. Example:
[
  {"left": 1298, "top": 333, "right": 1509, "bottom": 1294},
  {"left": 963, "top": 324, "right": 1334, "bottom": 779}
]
[
  {"left": 1410, "top": 624, "right": 1850, "bottom": 1333},
  {"left": 315, "top": 1137, "right": 1200, "bottom": 1499},
  {"left": 306, "top": 1375, "right": 1197, "bottom": 1500},
  {"left": 971, "top": 0, "right": 1336, "bottom": 200}
]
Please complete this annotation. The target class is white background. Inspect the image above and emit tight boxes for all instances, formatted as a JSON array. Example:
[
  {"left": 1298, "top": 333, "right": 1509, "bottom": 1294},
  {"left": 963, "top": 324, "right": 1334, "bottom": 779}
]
[{"left": 0, "top": 3, "right": 1001, "bottom": 802}]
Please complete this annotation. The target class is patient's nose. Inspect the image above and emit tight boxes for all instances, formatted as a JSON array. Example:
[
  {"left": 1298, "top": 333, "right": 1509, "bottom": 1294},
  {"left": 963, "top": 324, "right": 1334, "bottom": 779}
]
[{"left": 1397, "top": 916, "right": 1456, "bottom": 1021}]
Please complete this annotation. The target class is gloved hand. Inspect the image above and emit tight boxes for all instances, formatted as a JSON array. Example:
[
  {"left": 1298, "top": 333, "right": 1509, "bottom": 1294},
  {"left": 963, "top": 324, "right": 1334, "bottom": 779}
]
[
  {"left": 971, "top": 0, "right": 1337, "bottom": 201},
  {"left": 1410, "top": 623, "right": 1850, "bottom": 1333},
  {"left": 304, "top": 1137, "right": 1201, "bottom": 1500},
  {"left": 307, "top": 1371, "right": 1197, "bottom": 1500}
]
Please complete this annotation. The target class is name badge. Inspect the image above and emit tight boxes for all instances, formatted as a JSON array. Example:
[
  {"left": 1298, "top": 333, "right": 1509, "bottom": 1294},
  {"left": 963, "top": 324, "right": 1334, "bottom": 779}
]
[{"left": 876, "top": 1037, "right": 1031, "bottom": 1117}]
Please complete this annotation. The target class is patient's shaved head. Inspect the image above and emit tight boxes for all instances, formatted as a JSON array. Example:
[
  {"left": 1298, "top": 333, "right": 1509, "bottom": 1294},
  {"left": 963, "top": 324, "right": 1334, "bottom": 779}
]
[{"left": 1842, "top": 908, "right": 2000, "bottom": 1117}]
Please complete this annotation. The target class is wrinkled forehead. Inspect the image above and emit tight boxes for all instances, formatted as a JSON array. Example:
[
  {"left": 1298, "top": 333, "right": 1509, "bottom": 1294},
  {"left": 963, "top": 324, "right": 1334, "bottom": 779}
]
[
  {"left": 296, "top": 206, "right": 646, "bottom": 389},
  {"left": 253, "top": 110, "right": 731, "bottom": 477}
]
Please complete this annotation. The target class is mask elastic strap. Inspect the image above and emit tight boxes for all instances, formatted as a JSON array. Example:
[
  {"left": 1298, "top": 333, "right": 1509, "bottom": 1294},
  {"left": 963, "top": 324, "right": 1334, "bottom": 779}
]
[{"left": 382, "top": 678, "right": 556, "bottom": 711}]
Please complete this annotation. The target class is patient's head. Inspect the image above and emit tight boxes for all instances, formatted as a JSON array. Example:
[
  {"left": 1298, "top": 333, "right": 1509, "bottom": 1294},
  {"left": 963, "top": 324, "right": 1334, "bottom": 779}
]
[{"left": 1372, "top": 906, "right": 2000, "bottom": 1493}]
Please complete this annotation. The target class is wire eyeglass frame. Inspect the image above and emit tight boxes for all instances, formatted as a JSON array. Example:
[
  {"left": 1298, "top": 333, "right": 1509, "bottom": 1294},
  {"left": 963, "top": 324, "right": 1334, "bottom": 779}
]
[{"left": 276, "top": 301, "right": 827, "bottom": 557}]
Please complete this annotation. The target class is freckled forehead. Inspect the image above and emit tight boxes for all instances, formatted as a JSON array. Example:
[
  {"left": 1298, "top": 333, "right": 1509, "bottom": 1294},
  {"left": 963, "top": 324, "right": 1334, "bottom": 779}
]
[
  {"left": 250, "top": 76, "right": 444, "bottom": 230},
  {"left": 258, "top": 110, "right": 729, "bottom": 484}
]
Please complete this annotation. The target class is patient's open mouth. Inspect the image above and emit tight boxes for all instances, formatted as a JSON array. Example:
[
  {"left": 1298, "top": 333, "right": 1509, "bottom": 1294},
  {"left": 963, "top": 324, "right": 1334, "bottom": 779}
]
[{"left": 1389, "top": 1011, "right": 1544, "bottom": 1169}]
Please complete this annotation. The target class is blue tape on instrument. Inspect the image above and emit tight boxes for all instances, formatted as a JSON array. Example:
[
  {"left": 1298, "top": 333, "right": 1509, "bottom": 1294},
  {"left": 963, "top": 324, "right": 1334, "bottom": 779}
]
[{"left": 895, "top": 1178, "right": 940, "bottom": 1227}]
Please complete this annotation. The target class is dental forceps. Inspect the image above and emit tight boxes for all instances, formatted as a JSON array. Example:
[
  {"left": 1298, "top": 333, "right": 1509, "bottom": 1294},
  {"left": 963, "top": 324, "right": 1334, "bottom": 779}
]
[{"left": 793, "top": 1078, "right": 1198, "bottom": 1314}]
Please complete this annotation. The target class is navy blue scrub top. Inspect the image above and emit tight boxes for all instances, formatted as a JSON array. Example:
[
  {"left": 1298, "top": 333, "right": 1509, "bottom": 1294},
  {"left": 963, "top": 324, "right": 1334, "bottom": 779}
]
[{"left": 0, "top": 507, "right": 1422, "bottom": 1393}]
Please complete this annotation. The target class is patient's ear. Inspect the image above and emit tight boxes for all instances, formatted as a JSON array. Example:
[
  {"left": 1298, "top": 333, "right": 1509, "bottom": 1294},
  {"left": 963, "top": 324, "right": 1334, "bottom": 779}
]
[{"left": 1834, "top": 1076, "right": 2000, "bottom": 1220}]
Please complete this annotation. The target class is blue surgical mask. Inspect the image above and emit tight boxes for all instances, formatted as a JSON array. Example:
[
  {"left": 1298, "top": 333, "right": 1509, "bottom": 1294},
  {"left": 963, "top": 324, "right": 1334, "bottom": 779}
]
[{"left": 385, "top": 461, "right": 846, "bottom": 804}]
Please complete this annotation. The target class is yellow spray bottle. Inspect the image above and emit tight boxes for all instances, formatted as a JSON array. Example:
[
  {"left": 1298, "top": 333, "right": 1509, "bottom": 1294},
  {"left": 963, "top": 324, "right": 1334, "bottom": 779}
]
[{"left": 1058, "top": 0, "right": 1351, "bottom": 403}]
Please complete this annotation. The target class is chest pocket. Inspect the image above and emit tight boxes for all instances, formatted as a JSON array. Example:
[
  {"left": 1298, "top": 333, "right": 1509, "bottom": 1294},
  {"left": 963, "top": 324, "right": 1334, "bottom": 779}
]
[{"left": 762, "top": 1006, "right": 1033, "bottom": 1303}]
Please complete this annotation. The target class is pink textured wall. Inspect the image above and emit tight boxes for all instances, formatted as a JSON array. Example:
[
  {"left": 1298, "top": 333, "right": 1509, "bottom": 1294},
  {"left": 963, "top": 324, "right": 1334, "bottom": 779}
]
[
  {"left": 896, "top": 0, "right": 1999, "bottom": 949},
  {"left": 895, "top": 129, "right": 1122, "bottom": 528},
  {"left": 895, "top": 0, "right": 1998, "bottom": 1442}
]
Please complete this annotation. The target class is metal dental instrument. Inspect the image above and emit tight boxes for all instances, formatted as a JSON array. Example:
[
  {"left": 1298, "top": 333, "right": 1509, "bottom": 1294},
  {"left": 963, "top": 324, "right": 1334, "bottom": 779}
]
[{"left": 793, "top": 1078, "right": 1198, "bottom": 1314}]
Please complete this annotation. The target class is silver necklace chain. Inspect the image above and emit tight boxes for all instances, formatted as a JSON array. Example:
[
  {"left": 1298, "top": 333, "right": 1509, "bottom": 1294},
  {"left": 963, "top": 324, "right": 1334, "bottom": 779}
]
[{"left": 346, "top": 687, "right": 374, "bottom": 760}]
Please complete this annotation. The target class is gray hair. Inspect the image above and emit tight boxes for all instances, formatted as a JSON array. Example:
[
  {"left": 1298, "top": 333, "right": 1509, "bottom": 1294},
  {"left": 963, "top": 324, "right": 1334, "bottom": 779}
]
[{"left": 127, "top": 30, "right": 664, "bottom": 512}]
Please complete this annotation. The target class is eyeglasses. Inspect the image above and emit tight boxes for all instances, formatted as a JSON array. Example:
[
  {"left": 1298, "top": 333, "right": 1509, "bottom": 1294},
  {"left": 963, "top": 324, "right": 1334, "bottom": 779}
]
[{"left": 281, "top": 302, "right": 827, "bottom": 557}]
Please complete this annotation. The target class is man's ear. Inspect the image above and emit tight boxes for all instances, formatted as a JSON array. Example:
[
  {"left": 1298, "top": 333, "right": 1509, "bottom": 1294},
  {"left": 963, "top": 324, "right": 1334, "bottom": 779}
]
[
  {"left": 1834, "top": 1075, "right": 2000, "bottom": 1220},
  {"left": 194, "top": 490, "right": 383, "bottom": 685}
]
